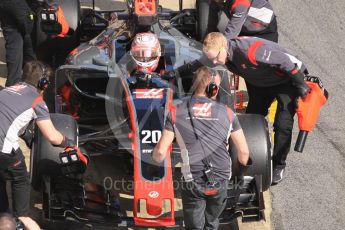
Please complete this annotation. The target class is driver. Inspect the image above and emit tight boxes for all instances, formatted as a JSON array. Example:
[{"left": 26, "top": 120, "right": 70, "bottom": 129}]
[{"left": 130, "top": 32, "right": 162, "bottom": 73}]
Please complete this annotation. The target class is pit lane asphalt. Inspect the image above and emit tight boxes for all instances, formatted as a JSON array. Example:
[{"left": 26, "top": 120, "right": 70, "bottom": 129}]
[
  {"left": 269, "top": 0, "right": 345, "bottom": 229},
  {"left": 1, "top": 0, "right": 344, "bottom": 229}
]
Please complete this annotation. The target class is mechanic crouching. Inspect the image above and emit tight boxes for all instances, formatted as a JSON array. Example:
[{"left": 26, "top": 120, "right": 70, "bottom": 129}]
[
  {"left": 202, "top": 32, "right": 311, "bottom": 184},
  {"left": 0, "top": 60, "right": 87, "bottom": 218},
  {"left": 152, "top": 66, "right": 250, "bottom": 230}
]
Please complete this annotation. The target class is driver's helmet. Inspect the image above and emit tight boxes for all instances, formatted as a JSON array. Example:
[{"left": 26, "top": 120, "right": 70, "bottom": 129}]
[{"left": 130, "top": 32, "right": 161, "bottom": 73}]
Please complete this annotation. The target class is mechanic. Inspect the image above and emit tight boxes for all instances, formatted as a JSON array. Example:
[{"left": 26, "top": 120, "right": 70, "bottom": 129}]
[
  {"left": 152, "top": 66, "right": 250, "bottom": 229},
  {"left": 0, "top": 60, "right": 88, "bottom": 217},
  {"left": 202, "top": 32, "right": 310, "bottom": 184},
  {"left": 0, "top": 0, "right": 37, "bottom": 87},
  {"left": 202, "top": 0, "right": 278, "bottom": 42}
]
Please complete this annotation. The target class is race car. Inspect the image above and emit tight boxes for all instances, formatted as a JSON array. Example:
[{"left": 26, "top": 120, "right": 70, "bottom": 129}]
[{"left": 30, "top": 0, "right": 272, "bottom": 227}]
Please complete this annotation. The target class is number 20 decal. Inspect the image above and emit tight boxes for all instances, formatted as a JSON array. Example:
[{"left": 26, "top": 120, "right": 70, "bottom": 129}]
[{"left": 141, "top": 130, "right": 162, "bottom": 144}]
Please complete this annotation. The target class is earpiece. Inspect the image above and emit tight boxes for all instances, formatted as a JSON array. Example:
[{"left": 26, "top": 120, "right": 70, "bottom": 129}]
[
  {"left": 205, "top": 69, "right": 219, "bottom": 98},
  {"left": 37, "top": 64, "right": 50, "bottom": 90}
]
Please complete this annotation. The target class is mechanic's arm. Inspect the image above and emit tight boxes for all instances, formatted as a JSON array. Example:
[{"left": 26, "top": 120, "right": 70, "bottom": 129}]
[
  {"left": 231, "top": 128, "right": 249, "bottom": 166},
  {"left": 18, "top": 216, "right": 41, "bottom": 230},
  {"left": 206, "top": 0, "right": 222, "bottom": 34},
  {"left": 36, "top": 119, "right": 64, "bottom": 145},
  {"left": 254, "top": 45, "right": 310, "bottom": 98},
  {"left": 224, "top": 3, "right": 250, "bottom": 40},
  {"left": 170, "top": 55, "right": 214, "bottom": 79},
  {"left": 152, "top": 129, "right": 175, "bottom": 163},
  {"left": 33, "top": 98, "right": 69, "bottom": 147}
]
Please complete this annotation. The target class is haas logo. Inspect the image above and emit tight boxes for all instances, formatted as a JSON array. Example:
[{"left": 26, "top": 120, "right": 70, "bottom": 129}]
[
  {"left": 134, "top": 89, "right": 164, "bottom": 99},
  {"left": 193, "top": 103, "right": 212, "bottom": 117},
  {"left": 148, "top": 191, "right": 159, "bottom": 199},
  {"left": 7, "top": 84, "right": 27, "bottom": 92}
]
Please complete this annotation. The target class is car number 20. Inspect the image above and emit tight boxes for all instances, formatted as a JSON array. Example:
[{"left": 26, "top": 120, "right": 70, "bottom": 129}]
[{"left": 141, "top": 130, "right": 162, "bottom": 144}]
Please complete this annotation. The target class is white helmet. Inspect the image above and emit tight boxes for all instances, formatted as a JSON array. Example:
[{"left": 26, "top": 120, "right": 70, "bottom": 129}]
[{"left": 130, "top": 32, "right": 161, "bottom": 72}]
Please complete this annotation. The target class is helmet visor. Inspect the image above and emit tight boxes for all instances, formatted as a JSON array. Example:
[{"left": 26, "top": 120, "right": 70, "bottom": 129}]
[{"left": 131, "top": 49, "right": 160, "bottom": 62}]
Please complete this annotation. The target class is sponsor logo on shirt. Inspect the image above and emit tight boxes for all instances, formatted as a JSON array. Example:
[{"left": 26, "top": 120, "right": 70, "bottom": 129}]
[
  {"left": 5, "top": 84, "right": 27, "bottom": 94},
  {"left": 192, "top": 103, "right": 212, "bottom": 117},
  {"left": 233, "top": 12, "right": 244, "bottom": 18},
  {"left": 134, "top": 89, "right": 164, "bottom": 99},
  {"left": 263, "top": 49, "right": 272, "bottom": 61}
]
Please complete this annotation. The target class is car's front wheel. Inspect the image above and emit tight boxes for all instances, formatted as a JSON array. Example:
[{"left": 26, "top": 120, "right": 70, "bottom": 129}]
[
  {"left": 230, "top": 114, "right": 272, "bottom": 191},
  {"left": 30, "top": 113, "right": 78, "bottom": 191}
]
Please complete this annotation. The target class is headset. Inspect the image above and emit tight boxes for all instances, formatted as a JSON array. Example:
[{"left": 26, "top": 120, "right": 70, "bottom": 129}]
[
  {"left": 37, "top": 63, "right": 50, "bottom": 90},
  {"left": 205, "top": 68, "right": 219, "bottom": 98}
]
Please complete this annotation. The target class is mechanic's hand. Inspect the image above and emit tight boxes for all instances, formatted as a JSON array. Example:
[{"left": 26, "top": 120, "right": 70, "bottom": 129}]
[
  {"left": 304, "top": 75, "right": 324, "bottom": 89},
  {"left": 231, "top": 157, "right": 251, "bottom": 191},
  {"left": 53, "top": 135, "right": 74, "bottom": 148},
  {"left": 295, "top": 81, "right": 311, "bottom": 99},
  {"left": 59, "top": 146, "right": 89, "bottom": 177},
  {"left": 304, "top": 75, "right": 329, "bottom": 99},
  {"left": 160, "top": 70, "right": 176, "bottom": 80},
  {"left": 20, "top": 121, "right": 35, "bottom": 149},
  {"left": 291, "top": 71, "right": 311, "bottom": 99}
]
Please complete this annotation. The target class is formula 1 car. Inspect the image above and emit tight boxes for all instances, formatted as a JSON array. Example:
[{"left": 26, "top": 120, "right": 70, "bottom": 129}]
[{"left": 30, "top": 0, "right": 272, "bottom": 227}]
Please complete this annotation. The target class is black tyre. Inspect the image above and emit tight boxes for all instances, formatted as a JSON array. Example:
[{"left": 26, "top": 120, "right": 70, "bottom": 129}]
[
  {"left": 230, "top": 114, "right": 272, "bottom": 191},
  {"left": 30, "top": 113, "right": 78, "bottom": 191},
  {"left": 33, "top": 0, "right": 80, "bottom": 63}
]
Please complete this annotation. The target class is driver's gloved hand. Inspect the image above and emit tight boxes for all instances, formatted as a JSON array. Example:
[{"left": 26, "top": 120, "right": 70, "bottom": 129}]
[
  {"left": 59, "top": 147, "right": 90, "bottom": 177},
  {"left": 161, "top": 70, "right": 176, "bottom": 80},
  {"left": 134, "top": 70, "right": 153, "bottom": 80},
  {"left": 133, "top": 71, "right": 155, "bottom": 87}
]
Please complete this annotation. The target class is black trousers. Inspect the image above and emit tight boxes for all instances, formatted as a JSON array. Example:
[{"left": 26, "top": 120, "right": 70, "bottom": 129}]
[
  {"left": 246, "top": 82, "right": 298, "bottom": 169},
  {"left": 0, "top": 0, "right": 36, "bottom": 87},
  {"left": 181, "top": 180, "right": 228, "bottom": 230},
  {"left": 0, "top": 148, "right": 30, "bottom": 217}
]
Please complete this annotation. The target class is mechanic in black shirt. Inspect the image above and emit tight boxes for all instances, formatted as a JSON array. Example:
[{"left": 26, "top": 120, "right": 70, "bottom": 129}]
[
  {"left": 0, "top": 0, "right": 36, "bottom": 87},
  {"left": 152, "top": 66, "right": 250, "bottom": 229},
  {"left": 0, "top": 60, "right": 87, "bottom": 217}
]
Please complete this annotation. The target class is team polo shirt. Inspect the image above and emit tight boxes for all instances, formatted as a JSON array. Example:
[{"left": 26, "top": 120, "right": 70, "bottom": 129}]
[
  {"left": 0, "top": 83, "right": 50, "bottom": 154},
  {"left": 226, "top": 36, "right": 308, "bottom": 87},
  {"left": 223, "top": 0, "right": 276, "bottom": 39},
  {"left": 165, "top": 96, "right": 241, "bottom": 182}
]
